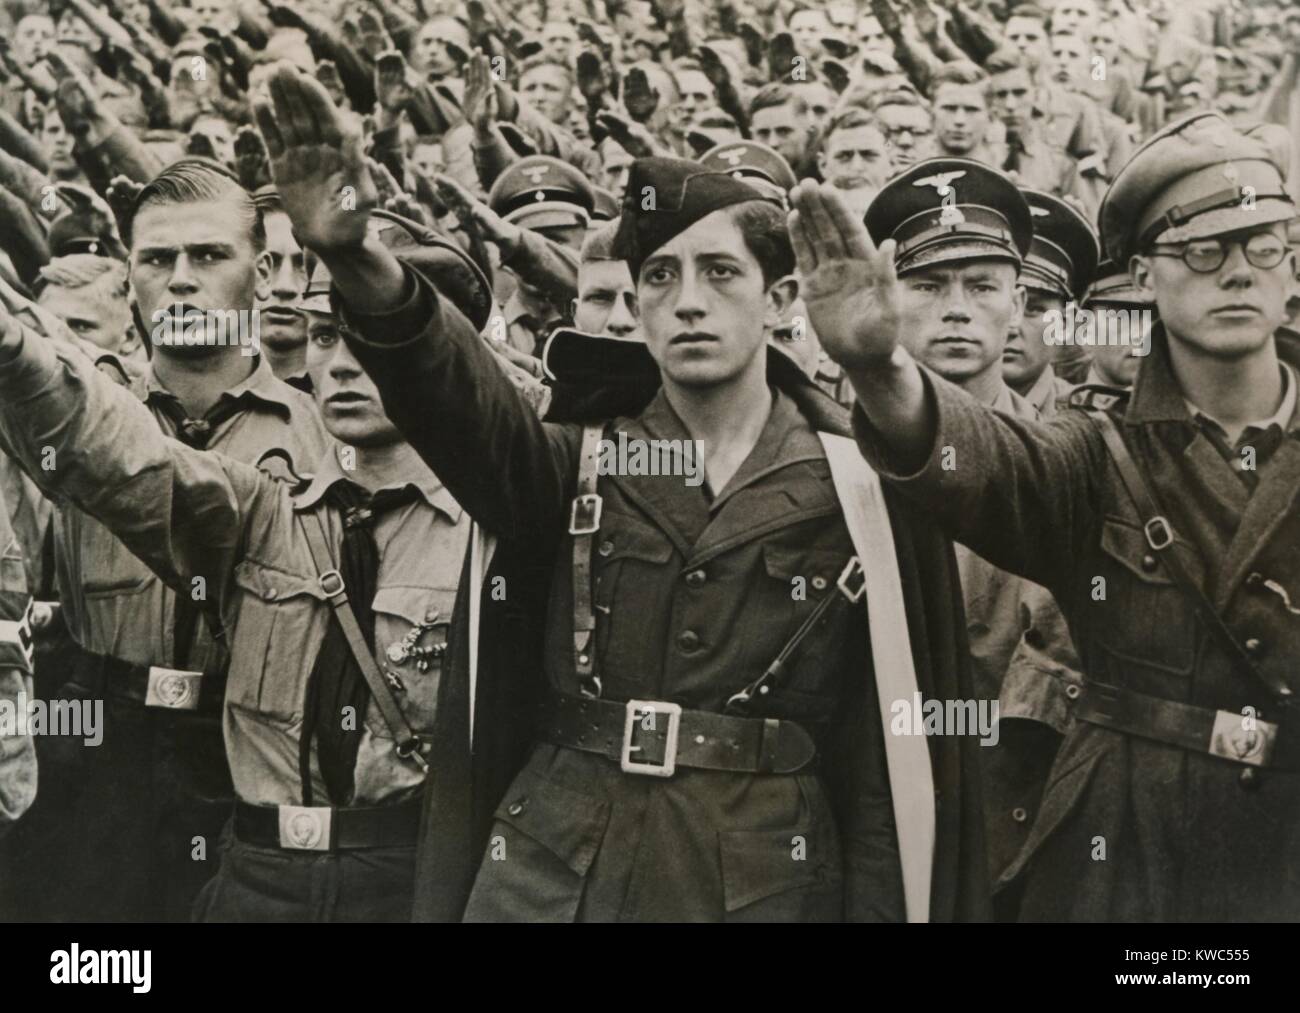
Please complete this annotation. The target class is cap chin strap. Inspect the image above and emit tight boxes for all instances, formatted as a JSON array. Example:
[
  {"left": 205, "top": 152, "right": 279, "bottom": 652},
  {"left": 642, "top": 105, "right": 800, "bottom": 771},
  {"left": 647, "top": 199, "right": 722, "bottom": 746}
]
[{"left": 1137, "top": 188, "right": 1294, "bottom": 251}]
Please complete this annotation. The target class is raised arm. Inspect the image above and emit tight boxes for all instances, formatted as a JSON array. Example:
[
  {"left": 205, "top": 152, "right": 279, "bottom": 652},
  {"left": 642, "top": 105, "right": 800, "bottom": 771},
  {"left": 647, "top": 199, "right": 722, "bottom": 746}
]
[
  {"left": 788, "top": 180, "right": 1105, "bottom": 590},
  {"left": 254, "top": 64, "right": 576, "bottom": 544},
  {"left": 0, "top": 311, "right": 267, "bottom": 622}
]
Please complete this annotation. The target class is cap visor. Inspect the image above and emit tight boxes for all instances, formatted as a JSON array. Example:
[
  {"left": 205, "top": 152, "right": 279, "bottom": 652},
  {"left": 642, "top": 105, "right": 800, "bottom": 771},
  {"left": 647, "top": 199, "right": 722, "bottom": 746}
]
[{"left": 1156, "top": 199, "right": 1297, "bottom": 245}]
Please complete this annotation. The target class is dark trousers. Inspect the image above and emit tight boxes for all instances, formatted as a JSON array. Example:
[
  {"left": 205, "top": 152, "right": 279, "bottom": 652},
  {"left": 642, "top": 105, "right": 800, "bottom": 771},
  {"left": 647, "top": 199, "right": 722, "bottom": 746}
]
[
  {"left": 0, "top": 651, "right": 233, "bottom": 922},
  {"left": 193, "top": 822, "right": 417, "bottom": 922}
]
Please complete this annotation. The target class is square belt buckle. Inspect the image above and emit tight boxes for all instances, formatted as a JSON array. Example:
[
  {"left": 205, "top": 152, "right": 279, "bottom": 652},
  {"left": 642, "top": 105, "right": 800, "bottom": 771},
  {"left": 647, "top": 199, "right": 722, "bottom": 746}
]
[
  {"left": 144, "top": 666, "right": 203, "bottom": 710},
  {"left": 569, "top": 493, "right": 603, "bottom": 535},
  {"left": 1209, "top": 710, "right": 1278, "bottom": 767},
  {"left": 277, "top": 805, "right": 333, "bottom": 851},
  {"left": 621, "top": 700, "right": 682, "bottom": 778}
]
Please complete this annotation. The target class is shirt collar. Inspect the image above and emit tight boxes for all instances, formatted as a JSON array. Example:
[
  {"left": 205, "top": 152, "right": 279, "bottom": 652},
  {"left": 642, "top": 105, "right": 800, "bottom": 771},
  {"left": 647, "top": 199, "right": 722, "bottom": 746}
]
[
  {"left": 140, "top": 354, "right": 295, "bottom": 420},
  {"left": 1182, "top": 361, "right": 1299, "bottom": 439},
  {"left": 293, "top": 443, "right": 463, "bottom": 522}
]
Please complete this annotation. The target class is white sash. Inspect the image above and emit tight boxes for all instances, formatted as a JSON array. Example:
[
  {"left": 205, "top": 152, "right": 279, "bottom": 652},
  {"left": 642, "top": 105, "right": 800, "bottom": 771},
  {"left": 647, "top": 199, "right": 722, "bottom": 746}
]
[
  {"left": 466, "top": 523, "right": 496, "bottom": 750},
  {"left": 818, "top": 431, "right": 936, "bottom": 923}
]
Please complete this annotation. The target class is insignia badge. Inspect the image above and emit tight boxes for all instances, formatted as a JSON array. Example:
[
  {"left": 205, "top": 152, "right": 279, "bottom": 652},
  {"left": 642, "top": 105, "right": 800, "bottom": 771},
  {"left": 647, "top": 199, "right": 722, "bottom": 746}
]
[
  {"left": 1030, "top": 206, "right": 1049, "bottom": 216},
  {"left": 384, "top": 613, "right": 445, "bottom": 673},
  {"left": 277, "top": 805, "right": 331, "bottom": 850},
  {"left": 522, "top": 165, "right": 549, "bottom": 184},
  {"left": 913, "top": 170, "right": 966, "bottom": 195},
  {"left": 717, "top": 148, "right": 746, "bottom": 166},
  {"left": 533, "top": 190, "right": 546, "bottom": 201},
  {"left": 158, "top": 673, "right": 192, "bottom": 708},
  {"left": 938, "top": 205, "right": 965, "bottom": 226}
]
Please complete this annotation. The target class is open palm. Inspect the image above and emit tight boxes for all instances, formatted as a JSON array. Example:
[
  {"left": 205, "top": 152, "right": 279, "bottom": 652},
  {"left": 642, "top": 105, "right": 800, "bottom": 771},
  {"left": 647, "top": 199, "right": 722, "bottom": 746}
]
[
  {"left": 253, "top": 65, "right": 377, "bottom": 253},
  {"left": 788, "top": 181, "right": 903, "bottom": 371}
]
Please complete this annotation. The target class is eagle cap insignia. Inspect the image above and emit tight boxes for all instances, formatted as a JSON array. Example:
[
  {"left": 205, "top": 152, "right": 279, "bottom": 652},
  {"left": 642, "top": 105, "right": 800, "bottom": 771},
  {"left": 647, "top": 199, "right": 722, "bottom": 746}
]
[
  {"left": 913, "top": 169, "right": 966, "bottom": 196},
  {"left": 717, "top": 148, "right": 746, "bottom": 166},
  {"left": 522, "top": 165, "right": 549, "bottom": 184},
  {"left": 1030, "top": 206, "right": 1049, "bottom": 216}
]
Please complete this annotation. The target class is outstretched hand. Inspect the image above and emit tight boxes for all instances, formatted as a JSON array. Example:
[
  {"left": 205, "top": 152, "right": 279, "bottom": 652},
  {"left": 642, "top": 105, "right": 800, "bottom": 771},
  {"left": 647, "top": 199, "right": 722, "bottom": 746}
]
[
  {"left": 253, "top": 64, "right": 377, "bottom": 253},
  {"left": 787, "top": 181, "right": 902, "bottom": 371}
]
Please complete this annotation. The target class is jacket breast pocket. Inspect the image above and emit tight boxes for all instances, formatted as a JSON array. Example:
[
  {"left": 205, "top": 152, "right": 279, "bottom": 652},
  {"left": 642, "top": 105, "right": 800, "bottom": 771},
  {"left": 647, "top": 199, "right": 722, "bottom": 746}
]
[
  {"left": 718, "top": 821, "right": 844, "bottom": 923},
  {"left": 591, "top": 512, "right": 675, "bottom": 684},
  {"left": 229, "top": 559, "right": 327, "bottom": 722},
  {"left": 367, "top": 586, "right": 455, "bottom": 738},
  {"left": 742, "top": 541, "right": 853, "bottom": 709},
  {"left": 462, "top": 768, "right": 611, "bottom": 923},
  {"left": 1092, "top": 517, "right": 1200, "bottom": 678}
]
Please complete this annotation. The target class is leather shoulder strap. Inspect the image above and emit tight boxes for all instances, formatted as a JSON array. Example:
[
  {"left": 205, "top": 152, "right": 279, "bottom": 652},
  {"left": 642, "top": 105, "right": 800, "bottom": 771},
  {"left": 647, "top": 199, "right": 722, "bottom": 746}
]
[
  {"left": 570, "top": 423, "right": 604, "bottom": 696},
  {"left": 296, "top": 508, "right": 430, "bottom": 771},
  {"left": 1085, "top": 408, "right": 1292, "bottom": 701}
]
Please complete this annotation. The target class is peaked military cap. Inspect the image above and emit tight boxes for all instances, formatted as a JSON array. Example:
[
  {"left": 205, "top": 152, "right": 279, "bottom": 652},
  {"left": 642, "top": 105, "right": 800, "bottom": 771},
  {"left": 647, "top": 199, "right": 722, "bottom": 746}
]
[
  {"left": 865, "top": 157, "right": 1033, "bottom": 276},
  {"left": 1100, "top": 111, "right": 1297, "bottom": 265},
  {"left": 611, "top": 157, "right": 771, "bottom": 279},
  {"left": 1082, "top": 259, "right": 1155, "bottom": 309},
  {"left": 488, "top": 155, "right": 595, "bottom": 230},
  {"left": 1020, "top": 189, "right": 1100, "bottom": 301},
  {"left": 698, "top": 140, "right": 799, "bottom": 196}
]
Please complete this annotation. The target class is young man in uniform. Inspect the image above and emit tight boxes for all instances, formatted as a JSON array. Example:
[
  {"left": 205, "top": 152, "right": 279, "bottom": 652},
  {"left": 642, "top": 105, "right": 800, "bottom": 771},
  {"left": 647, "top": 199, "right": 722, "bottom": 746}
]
[
  {"left": 857, "top": 159, "right": 1082, "bottom": 900},
  {"left": 0, "top": 233, "right": 482, "bottom": 922},
  {"left": 791, "top": 111, "right": 1300, "bottom": 920},
  {"left": 22, "top": 159, "right": 328, "bottom": 922},
  {"left": 1001, "top": 190, "right": 1100, "bottom": 418},
  {"left": 1075, "top": 260, "right": 1155, "bottom": 391},
  {"left": 251, "top": 65, "right": 989, "bottom": 923}
]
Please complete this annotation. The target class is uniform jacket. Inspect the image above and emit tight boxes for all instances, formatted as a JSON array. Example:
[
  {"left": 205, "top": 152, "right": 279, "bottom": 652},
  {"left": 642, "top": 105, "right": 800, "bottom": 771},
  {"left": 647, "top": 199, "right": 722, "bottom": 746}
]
[
  {"left": 856, "top": 326, "right": 1300, "bottom": 921},
  {"left": 0, "top": 330, "right": 470, "bottom": 809},
  {"left": 338, "top": 265, "right": 992, "bottom": 923},
  {"left": 956, "top": 384, "right": 1081, "bottom": 889}
]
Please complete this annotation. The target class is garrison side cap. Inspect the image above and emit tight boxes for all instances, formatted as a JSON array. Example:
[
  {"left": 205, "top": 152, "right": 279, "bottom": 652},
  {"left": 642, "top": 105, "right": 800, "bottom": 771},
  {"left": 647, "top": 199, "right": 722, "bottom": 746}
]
[
  {"left": 1099, "top": 111, "right": 1297, "bottom": 265},
  {"left": 865, "top": 157, "right": 1033, "bottom": 276},
  {"left": 698, "top": 140, "right": 799, "bottom": 194},
  {"left": 1019, "top": 188, "right": 1100, "bottom": 301},
  {"left": 487, "top": 154, "right": 595, "bottom": 230},
  {"left": 1081, "top": 258, "right": 1156, "bottom": 308},
  {"left": 611, "top": 156, "right": 771, "bottom": 280}
]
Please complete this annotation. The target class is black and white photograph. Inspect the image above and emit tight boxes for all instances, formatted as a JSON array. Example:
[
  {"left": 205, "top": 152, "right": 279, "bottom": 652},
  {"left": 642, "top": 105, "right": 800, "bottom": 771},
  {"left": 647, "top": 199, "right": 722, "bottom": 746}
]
[{"left": 0, "top": 0, "right": 1294, "bottom": 984}]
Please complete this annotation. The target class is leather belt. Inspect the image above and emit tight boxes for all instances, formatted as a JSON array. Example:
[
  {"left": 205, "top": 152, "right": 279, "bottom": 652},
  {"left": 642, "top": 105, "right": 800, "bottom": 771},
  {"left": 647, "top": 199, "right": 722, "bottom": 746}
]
[
  {"left": 1075, "top": 683, "right": 1299, "bottom": 770},
  {"left": 538, "top": 692, "right": 816, "bottom": 777},
  {"left": 233, "top": 796, "right": 422, "bottom": 852},
  {"left": 101, "top": 656, "right": 227, "bottom": 714}
]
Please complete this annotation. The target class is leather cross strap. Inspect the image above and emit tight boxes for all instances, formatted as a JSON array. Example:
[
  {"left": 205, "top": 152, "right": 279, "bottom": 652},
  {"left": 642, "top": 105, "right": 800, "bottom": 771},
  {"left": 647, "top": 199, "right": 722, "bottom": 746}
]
[
  {"left": 1086, "top": 409, "right": 1293, "bottom": 701},
  {"left": 570, "top": 423, "right": 604, "bottom": 696},
  {"left": 297, "top": 509, "right": 430, "bottom": 773},
  {"left": 538, "top": 692, "right": 816, "bottom": 775},
  {"left": 1075, "top": 682, "right": 1299, "bottom": 771}
]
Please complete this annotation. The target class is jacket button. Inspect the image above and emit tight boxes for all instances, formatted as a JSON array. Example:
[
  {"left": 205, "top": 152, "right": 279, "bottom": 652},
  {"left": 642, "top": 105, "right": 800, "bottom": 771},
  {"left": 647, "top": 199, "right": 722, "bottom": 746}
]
[
  {"left": 1244, "top": 637, "right": 1264, "bottom": 658},
  {"left": 684, "top": 568, "right": 706, "bottom": 588},
  {"left": 1065, "top": 683, "right": 1081, "bottom": 700},
  {"left": 507, "top": 796, "right": 529, "bottom": 816},
  {"left": 598, "top": 540, "right": 614, "bottom": 557},
  {"left": 811, "top": 575, "right": 828, "bottom": 591},
  {"left": 677, "top": 630, "right": 701, "bottom": 653},
  {"left": 263, "top": 586, "right": 278, "bottom": 601},
  {"left": 1012, "top": 807, "right": 1028, "bottom": 823},
  {"left": 1239, "top": 768, "right": 1261, "bottom": 790},
  {"left": 1141, "top": 554, "right": 1157, "bottom": 572}
]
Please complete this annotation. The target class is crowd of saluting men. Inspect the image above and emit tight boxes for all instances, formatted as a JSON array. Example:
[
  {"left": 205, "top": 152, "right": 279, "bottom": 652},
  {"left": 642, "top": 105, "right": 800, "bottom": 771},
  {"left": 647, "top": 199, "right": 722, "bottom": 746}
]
[{"left": 0, "top": 0, "right": 1297, "bottom": 924}]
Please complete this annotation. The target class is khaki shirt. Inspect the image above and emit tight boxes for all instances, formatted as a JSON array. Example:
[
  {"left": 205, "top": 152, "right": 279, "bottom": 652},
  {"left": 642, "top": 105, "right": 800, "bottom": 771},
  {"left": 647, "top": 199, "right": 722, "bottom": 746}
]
[
  {"left": 0, "top": 483, "right": 31, "bottom": 827},
  {"left": 0, "top": 329, "right": 470, "bottom": 807},
  {"left": 53, "top": 354, "right": 329, "bottom": 672}
]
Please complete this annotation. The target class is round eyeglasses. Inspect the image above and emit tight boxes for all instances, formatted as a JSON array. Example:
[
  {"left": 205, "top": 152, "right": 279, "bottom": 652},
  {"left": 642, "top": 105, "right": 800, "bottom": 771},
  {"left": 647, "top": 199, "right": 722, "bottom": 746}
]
[{"left": 1147, "top": 233, "right": 1288, "bottom": 274}]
